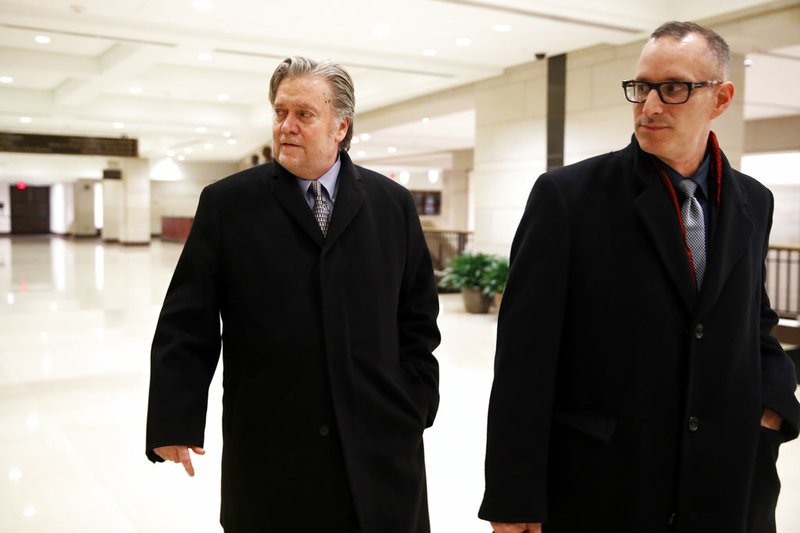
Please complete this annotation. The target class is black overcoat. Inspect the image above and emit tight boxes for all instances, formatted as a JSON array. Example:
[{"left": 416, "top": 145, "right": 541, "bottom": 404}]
[
  {"left": 146, "top": 151, "right": 440, "bottom": 532},
  {"left": 479, "top": 135, "right": 800, "bottom": 532}
]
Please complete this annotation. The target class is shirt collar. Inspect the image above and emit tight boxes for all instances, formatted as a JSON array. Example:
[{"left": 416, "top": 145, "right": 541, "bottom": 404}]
[
  {"left": 661, "top": 154, "right": 711, "bottom": 200},
  {"left": 296, "top": 155, "right": 341, "bottom": 201}
]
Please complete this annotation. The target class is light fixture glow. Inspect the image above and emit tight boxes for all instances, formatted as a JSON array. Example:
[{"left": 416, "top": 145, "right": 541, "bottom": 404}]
[
  {"left": 744, "top": 58, "right": 754, "bottom": 67},
  {"left": 20, "top": 116, "right": 32, "bottom": 124},
  {"left": 455, "top": 37, "right": 472, "bottom": 46},
  {"left": 184, "top": 147, "right": 193, "bottom": 154},
  {"left": 204, "top": 143, "right": 214, "bottom": 150},
  {"left": 197, "top": 52, "right": 213, "bottom": 62},
  {"left": 351, "top": 137, "right": 360, "bottom": 144},
  {"left": 151, "top": 158, "right": 183, "bottom": 181},
  {"left": 387, "top": 146, "right": 397, "bottom": 153},
  {"left": 492, "top": 24, "right": 511, "bottom": 32},
  {"left": 217, "top": 93, "right": 230, "bottom": 101},
  {"left": 34, "top": 35, "right": 51, "bottom": 44},
  {"left": 177, "top": 155, "right": 186, "bottom": 161},
  {"left": 195, "top": 126, "right": 207, "bottom": 134},
  {"left": 222, "top": 131, "right": 232, "bottom": 138},
  {"left": 193, "top": 0, "right": 214, "bottom": 10},
  {"left": 356, "top": 150, "right": 367, "bottom": 157},
  {"left": 422, "top": 117, "right": 430, "bottom": 124},
  {"left": 359, "top": 133, "right": 371, "bottom": 141},
  {"left": 9, "top": 467, "right": 24, "bottom": 482},
  {"left": 0, "top": 76, "right": 13, "bottom": 84},
  {"left": 23, "top": 504, "right": 37, "bottom": 518},
  {"left": 428, "top": 169, "right": 440, "bottom": 184},
  {"left": 129, "top": 86, "right": 142, "bottom": 94},
  {"left": 422, "top": 49, "right": 437, "bottom": 57},
  {"left": 399, "top": 171, "right": 410, "bottom": 185},
  {"left": 166, "top": 150, "right": 176, "bottom": 157},
  {"left": 112, "top": 122, "right": 125, "bottom": 129},
  {"left": 227, "top": 138, "right": 238, "bottom": 145}
]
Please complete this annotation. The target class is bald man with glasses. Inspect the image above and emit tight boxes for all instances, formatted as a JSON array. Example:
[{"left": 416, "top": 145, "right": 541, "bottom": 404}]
[{"left": 480, "top": 21, "right": 799, "bottom": 533}]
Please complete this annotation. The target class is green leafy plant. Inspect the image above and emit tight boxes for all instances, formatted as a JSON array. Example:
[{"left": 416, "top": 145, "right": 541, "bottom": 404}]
[
  {"left": 439, "top": 252, "right": 497, "bottom": 292},
  {"left": 480, "top": 256, "right": 509, "bottom": 296}
]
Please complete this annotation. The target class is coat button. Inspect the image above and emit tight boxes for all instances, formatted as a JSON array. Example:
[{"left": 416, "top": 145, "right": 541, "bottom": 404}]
[
  {"left": 688, "top": 416, "right": 700, "bottom": 432},
  {"left": 694, "top": 324, "right": 704, "bottom": 339},
  {"left": 318, "top": 425, "right": 330, "bottom": 437}
]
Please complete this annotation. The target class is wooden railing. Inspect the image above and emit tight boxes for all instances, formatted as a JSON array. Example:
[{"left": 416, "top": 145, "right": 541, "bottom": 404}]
[
  {"left": 767, "top": 245, "right": 800, "bottom": 319},
  {"left": 423, "top": 229, "right": 472, "bottom": 272}
]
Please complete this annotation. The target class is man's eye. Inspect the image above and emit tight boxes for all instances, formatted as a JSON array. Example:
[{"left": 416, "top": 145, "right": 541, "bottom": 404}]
[{"left": 663, "top": 83, "right": 684, "bottom": 95}]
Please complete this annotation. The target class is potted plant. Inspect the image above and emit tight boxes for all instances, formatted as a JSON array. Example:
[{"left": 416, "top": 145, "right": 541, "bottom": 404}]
[
  {"left": 481, "top": 256, "right": 509, "bottom": 311},
  {"left": 439, "top": 252, "right": 495, "bottom": 313}
]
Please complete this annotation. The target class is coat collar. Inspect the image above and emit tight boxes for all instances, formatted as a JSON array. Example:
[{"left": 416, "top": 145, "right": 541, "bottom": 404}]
[
  {"left": 631, "top": 134, "right": 753, "bottom": 315},
  {"left": 268, "top": 150, "right": 366, "bottom": 249}
]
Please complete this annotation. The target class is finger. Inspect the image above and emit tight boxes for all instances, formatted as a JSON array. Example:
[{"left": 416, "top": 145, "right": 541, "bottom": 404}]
[
  {"left": 177, "top": 447, "right": 195, "bottom": 477},
  {"left": 190, "top": 446, "right": 206, "bottom": 456}
]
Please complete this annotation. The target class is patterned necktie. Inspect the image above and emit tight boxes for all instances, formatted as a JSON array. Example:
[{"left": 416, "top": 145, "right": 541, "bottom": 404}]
[
  {"left": 310, "top": 180, "right": 330, "bottom": 237},
  {"left": 677, "top": 179, "right": 706, "bottom": 291}
]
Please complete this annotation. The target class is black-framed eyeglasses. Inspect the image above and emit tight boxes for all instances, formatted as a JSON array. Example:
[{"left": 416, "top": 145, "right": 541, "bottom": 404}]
[{"left": 621, "top": 80, "right": 722, "bottom": 104}]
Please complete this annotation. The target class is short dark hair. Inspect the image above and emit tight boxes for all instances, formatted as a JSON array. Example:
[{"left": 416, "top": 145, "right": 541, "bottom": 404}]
[
  {"left": 269, "top": 56, "right": 355, "bottom": 151},
  {"left": 650, "top": 21, "right": 731, "bottom": 80}
]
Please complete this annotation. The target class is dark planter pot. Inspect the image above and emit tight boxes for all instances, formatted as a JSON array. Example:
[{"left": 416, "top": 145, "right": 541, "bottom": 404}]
[{"left": 461, "top": 287, "right": 492, "bottom": 314}]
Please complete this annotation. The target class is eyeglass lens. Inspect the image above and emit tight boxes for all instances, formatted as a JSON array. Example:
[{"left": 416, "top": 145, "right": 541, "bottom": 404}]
[{"left": 626, "top": 82, "right": 690, "bottom": 104}]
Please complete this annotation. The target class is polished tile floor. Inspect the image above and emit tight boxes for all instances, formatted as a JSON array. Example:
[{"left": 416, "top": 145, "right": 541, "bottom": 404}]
[{"left": 1, "top": 235, "right": 798, "bottom": 532}]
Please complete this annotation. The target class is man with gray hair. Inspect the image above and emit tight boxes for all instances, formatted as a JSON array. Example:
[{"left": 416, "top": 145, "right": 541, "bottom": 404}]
[
  {"left": 479, "top": 21, "right": 799, "bottom": 532},
  {"left": 146, "top": 56, "right": 441, "bottom": 532}
]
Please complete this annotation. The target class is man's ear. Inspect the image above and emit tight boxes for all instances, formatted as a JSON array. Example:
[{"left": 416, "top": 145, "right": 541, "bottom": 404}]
[
  {"left": 335, "top": 117, "right": 350, "bottom": 143},
  {"left": 711, "top": 81, "right": 734, "bottom": 120}
]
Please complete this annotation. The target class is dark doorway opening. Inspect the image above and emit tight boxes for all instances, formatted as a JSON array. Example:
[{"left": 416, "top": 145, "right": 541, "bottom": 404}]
[{"left": 10, "top": 185, "right": 50, "bottom": 234}]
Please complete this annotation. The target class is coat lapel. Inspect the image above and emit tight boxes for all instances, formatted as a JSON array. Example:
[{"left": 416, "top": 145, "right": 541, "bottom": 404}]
[
  {"left": 269, "top": 162, "right": 326, "bottom": 246},
  {"left": 323, "top": 151, "right": 366, "bottom": 250},
  {"left": 697, "top": 162, "right": 753, "bottom": 315},
  {"left": 632, "top": 145, "right": 696, "bottom": 314}
]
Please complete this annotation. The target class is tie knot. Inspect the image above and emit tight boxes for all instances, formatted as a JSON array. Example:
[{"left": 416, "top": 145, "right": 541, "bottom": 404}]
[
  {"left": 310, "top": 180, "right": 324, "bottom": 199},
  {"left": 677, "top": 179, "right": 697, "bottom": 199}
]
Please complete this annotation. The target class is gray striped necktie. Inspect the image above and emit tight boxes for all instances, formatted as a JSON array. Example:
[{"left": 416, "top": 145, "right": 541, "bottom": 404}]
[
  {"left": 677, "top": 179, "right": 706, "bottom": 290},
  {"left": 310, "top": 180, "right": 330, "bottom": 237}
]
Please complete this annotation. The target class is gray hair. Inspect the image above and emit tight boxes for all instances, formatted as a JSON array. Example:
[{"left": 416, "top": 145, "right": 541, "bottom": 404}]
[
  {"left": 268, "top": 56, "right": 355, "bottom": 151},
  {"left": 650, "top": 21, "right": 731, "bottom": 80}
]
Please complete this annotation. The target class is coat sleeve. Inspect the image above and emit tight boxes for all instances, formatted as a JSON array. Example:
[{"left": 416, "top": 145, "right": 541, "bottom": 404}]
[
  {"left": 478, "top": 174, "right": 570, "bottom": 524},
  {"left": 145, "top": 186, "right": 223, "bottom": 462},
  {"left": 397, "top": 190, "right": 441, "bottom": 429},
  {"left": 759, "top": 192, "right": 800, "bottom": 441}
]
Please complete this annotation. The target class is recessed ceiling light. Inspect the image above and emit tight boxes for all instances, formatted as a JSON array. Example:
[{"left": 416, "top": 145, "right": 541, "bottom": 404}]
[
  {"left": 112, "top": 122, "right": 125, "bottom": 129},
  {"left": 222, "top": 131, "right": 232, "bottom": 138},
  {"left": 455, "top": 37, "right": 472, "bottom": 46},
  {"left": 359, "top": 133, "right": 371, "bottom": 141},
  {"left": 217, "top": 93, "right": 230, "bottom": 101},
  {"left": 184, "top": 147, "right": 193, "bottom": 154},
  {"left": 34, "top": 35, "right": 51, "bottom": 44},
  {"left": 192, "top": 0, "right": 214, "bottom": 10},
  {"left": 421, "top": 117, "right": 430, "bottom": 124},
  {"left": 167, "top": 150, "right": 176, "bottom": 157},
  {"left": 0, "top": 76, "right": 14, "bottom": 84},
  {"left": 227, "top": 138, "right": 238, "bottom": 145},
  {"left": 197, "top": 52, "right": 213, "bottom": 62},
  {"left": 351, "top": 137, "right": 360, "bottom": 144},
  {"left": 204, "top": 143, "right": 214, "bottom": 150},
  {"left": 129, "top": 86, "right": 142, "bottom": 94},
  {"left": 195, "top": 126, "right": 207, "bottom": 134},
  {"left": 744, "top": 58, "right": 754, "bottom": 67},
  {"left": 177, "top": 155, "right": 186, "bottom": 161},
  {"left": 492, "top": 24, "right": 511, "bottom": 32},
  {"left": 20, "top": 116, "right": 32, "bottom": 124},
  {"left": 422, "top": 49, "right": 437, "bottom": 57},
  {"left": 387, "top": 146, "right": 397, "bottom": 153},
  {"left": 356, "top": 150, "right": 366, "bottom": 157},
  {"left": 372, "top": 24, "right": 390, "bottom": 38}
]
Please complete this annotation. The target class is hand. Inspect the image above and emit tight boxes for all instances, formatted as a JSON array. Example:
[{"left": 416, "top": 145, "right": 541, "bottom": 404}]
[
  {"left": 153, "top": 445, "right": 205, "bottom": 477},
  {"left": 760, "top": 407, "right": 782, "bottom": 431},
  {"left": 491, "top": 523, "right": 542, "bottom": 533}
]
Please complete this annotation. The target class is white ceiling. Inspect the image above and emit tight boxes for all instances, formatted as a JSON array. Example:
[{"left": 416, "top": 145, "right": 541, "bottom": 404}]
[{"left": 0, "top": 0, "right": 798, "bottom": 182}]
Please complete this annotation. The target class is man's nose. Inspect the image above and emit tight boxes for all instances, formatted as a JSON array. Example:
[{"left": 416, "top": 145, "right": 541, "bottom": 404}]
[
  {"left": 280, "top": 115, "right": 299, "bottom": 133},
  {"left": 641, "top": 89, "right": 664, "bottom": 115}
]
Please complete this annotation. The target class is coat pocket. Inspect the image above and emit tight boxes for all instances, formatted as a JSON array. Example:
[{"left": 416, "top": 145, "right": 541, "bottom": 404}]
[{"left": 552, "top": 411, "right": 617, "bottom": 445}]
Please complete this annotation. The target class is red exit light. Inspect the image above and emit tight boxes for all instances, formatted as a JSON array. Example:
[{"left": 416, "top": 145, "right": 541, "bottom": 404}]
[{"left": 16, "top": 181, "right": 27, "bottom": 190}]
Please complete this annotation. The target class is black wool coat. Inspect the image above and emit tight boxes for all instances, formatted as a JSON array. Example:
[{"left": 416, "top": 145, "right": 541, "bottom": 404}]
[
  {"left": 479, "top": 135, "right": 800, "bottom": 533},
  {"left": 146, "top": 150, "right": 441, "bottom": 532}
]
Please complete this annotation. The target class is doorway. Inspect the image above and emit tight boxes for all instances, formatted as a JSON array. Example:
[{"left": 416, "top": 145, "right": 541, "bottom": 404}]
[{"left": 10, "top": 185, "right": 50, "bottom": 234}]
